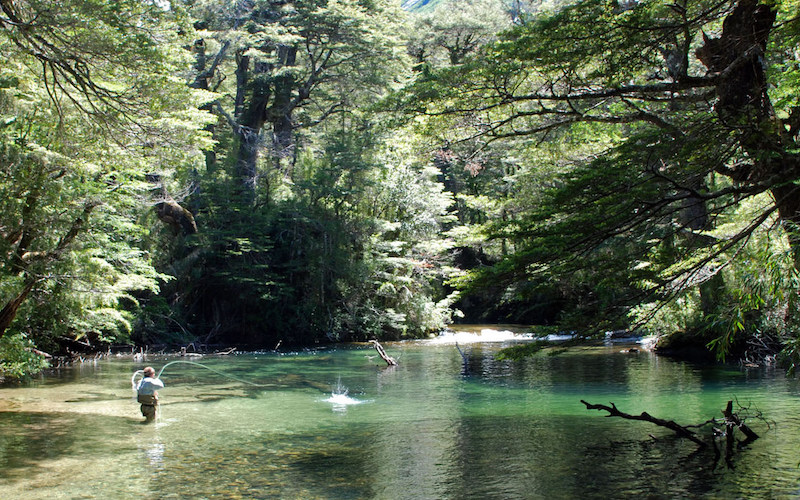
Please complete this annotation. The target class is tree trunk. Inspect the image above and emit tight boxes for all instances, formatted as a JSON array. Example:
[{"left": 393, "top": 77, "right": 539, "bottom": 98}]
[
  {"left": 0, "top": 201, "right": 98, "bottom": 337},
  {"left": 237, "top": 128, "right": 261, "bottom": 189},
  {"left": 190, "top": 37, "right": 228, "bottom": 174},
  {"left": 0, "top": 279, "right": 35, "bottom": 339},
  {"left": 233, "top": 51, "right": 273, "bottom": 192},
  {"left": 698, "top": 0, "right": 800, "bottom": 265},
  {"left": 268, "top": 45, "right": 297, "bottom": 171},
  {"left": 771, "top": 183, "right": 800, "bottom": 268},
  {"left": 234, "top": 51, "right": 249, "bottom": 122},
  {"left": 679, "top": 178, "right": 722, "bottom": 315}
]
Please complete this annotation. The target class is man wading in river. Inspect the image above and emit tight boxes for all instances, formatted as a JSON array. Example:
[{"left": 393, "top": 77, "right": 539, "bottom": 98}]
[{"left": 136, "top": 366, "right": 164, "bottom": 423}]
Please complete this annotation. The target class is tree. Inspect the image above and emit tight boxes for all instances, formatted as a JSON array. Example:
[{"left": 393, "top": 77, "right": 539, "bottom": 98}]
[
  {"left": 186, "top": 0, "right": 408, "bottom": 184},
  {"left": 0, "top": 0, "right": 210, "bottom": 352},
  {"left": 393, "top": 0, "right": 800, "bottom": 354},
  {"left": 406, "top": 0, "right": 511, "bottom": 68},
  {"left": 142, "top": 0, "right": 453, "bottom": 346},
  {"left": 395, "top": 0, "right": 532, "bottom": 324}
]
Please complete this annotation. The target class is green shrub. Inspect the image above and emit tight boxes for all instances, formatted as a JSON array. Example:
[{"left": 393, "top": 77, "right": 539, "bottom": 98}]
[{"left": 0, "top": 333, "right": 49, "bottom": 380}]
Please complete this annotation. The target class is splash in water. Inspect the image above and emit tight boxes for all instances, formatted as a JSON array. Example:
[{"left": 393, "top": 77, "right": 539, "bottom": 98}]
[
  {"left": 324, "top": 392, "right": 363, "bottom": 406},
  {"left": 323, "top": 377, "right": 368, "bottom": 411}
]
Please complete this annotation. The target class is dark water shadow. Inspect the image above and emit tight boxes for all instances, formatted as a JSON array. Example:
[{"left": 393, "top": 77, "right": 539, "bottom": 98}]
[
  {"left": 63, "top": 391, "right": 126, "bottom": 403},
  {"left": 0, "top": 411, "right": 141, "bottom": 482}
]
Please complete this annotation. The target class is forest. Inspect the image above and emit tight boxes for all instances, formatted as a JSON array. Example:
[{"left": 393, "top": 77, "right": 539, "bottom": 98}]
[{"left": 1, "top": 0, "right": 799, "bottom": 378}]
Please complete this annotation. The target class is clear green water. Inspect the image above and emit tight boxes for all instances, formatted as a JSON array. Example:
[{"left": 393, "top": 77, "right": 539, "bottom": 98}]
[{"left": 1, "top": 330, "right": 800, "bottom": 499}]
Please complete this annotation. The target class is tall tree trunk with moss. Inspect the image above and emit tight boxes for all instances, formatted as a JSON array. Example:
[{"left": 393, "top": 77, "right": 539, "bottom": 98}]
[{"left": 696, "top": 0, "right": 800, "bottom": 265}]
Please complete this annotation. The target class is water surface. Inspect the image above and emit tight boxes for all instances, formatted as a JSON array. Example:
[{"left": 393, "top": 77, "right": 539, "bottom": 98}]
[{"left": 1, "top": 328, "right": 799, "bottom": 499}]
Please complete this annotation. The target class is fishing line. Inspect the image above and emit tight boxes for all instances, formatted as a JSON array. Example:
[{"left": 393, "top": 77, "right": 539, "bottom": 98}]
[
  {"left": 131, "top": 370, "right": 145, "bottom": 391},
  {"left": 154, "top": 360, "right": 272, "bottom": 387}
]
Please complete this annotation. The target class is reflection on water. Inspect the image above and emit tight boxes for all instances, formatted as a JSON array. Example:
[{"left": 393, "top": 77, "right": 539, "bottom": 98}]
[
  {"left": 1, "top": 329, "right": 799, "bottom": 499},
  {"left": 141, "top": 439, "right": 165, "bottom": 470}
]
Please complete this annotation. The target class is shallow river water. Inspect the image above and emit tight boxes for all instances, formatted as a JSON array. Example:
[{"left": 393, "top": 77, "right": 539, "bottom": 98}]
[{"left": 1, "top": 327, "right": 800, "bottom": 499}]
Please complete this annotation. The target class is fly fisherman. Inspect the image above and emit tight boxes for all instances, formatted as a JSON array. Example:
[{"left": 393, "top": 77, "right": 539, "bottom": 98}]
[{"left": 136, "top": 366, "right": 164, "bottom": 423}]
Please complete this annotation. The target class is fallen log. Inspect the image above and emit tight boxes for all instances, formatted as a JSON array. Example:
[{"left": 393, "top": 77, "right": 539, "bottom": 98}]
[
  {"left": 370, "top": 340, "right": 397, "bottom": 366},
  {"left": 30, "top": 348, "right": 52, "bottom": 359}
]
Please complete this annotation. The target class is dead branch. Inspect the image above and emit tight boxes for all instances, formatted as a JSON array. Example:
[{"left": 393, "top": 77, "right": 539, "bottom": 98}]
[
  {"left": 581, "top": 400, "right": 708, "bottom": 447},
  {"left": 369, "top": 340, "right": 398, "bottom": 366},
  {"left": 722, "top": 400, "right": 759, "bottom": 444},
  {"left": 582, "top": 398, "right": 764, "bottom": 469}
]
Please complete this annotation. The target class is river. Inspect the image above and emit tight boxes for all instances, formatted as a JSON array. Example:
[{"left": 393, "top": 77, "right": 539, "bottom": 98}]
[{"left": 1, "top": 327, "right": 799, "bottom": 498}]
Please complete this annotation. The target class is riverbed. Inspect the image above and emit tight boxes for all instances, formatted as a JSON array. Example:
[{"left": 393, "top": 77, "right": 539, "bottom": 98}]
[{"left": 1, "top": 327, "right": 799, "bottom": 498}]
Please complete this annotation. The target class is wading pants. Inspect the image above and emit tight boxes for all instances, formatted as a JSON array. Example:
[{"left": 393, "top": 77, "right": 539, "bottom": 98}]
[{"left": 137, "top": 394, "right": 158, "bottom": 420}]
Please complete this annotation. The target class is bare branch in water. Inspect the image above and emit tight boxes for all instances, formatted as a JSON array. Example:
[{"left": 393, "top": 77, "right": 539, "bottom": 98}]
[{"left": 370, "top": 340, "right": 398, "bottom": 366}]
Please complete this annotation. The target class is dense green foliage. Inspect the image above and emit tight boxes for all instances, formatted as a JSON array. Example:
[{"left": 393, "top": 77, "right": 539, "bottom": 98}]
[
  {"left": 0, "top": 333, "right": 48, "bottom": 380},
  {"left": 2, "top": 0, "right": 800, "bottom": 377},
  {"left": 130, "top": 0, "right": 462, "bottom": 347},
  {"left": 0, "top": 0, "right": 210, "bottom": 376},
  {"left": 396, "top": 0, "right": 800, "bottom": 362}
]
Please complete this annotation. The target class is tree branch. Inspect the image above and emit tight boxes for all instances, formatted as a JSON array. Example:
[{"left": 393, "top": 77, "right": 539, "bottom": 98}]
[
  {"left": 581, "top": 400, "right": 707, "bottom": 446},
  {"left": 369, "top": 340, "right": 398, "bottom": 366}
]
